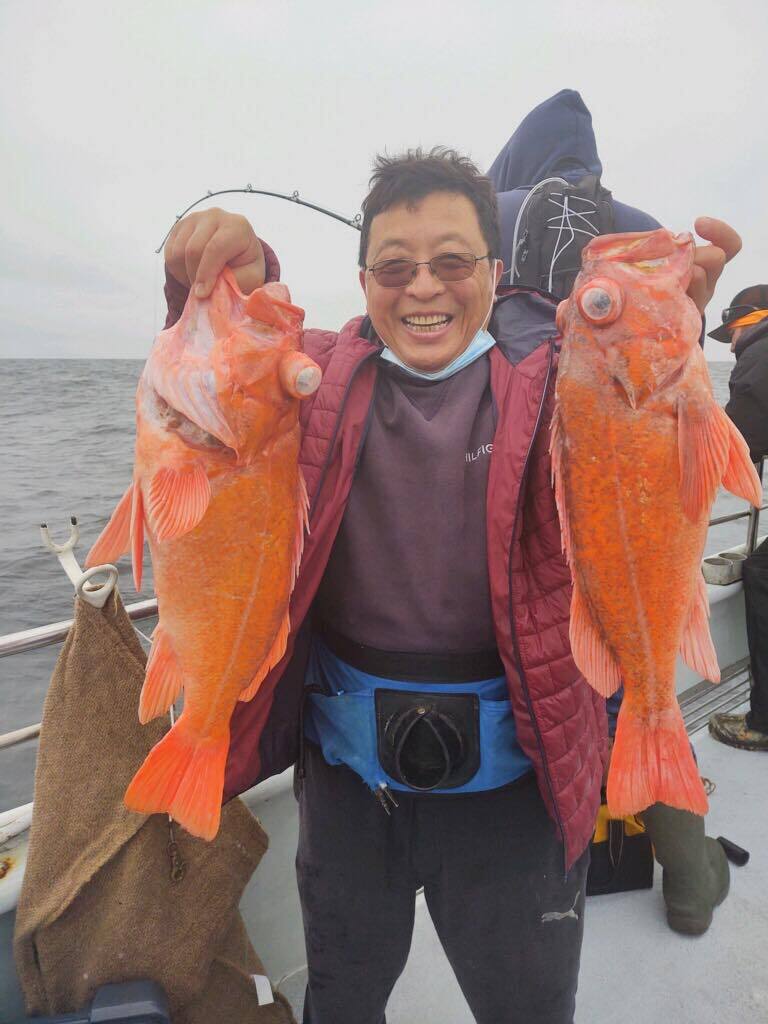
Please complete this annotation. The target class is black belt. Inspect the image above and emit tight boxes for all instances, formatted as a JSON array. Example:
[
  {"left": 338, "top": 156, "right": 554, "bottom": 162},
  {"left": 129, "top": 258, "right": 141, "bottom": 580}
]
[{"left": 319, "top": 622, "right": 504, "bottom": 683}]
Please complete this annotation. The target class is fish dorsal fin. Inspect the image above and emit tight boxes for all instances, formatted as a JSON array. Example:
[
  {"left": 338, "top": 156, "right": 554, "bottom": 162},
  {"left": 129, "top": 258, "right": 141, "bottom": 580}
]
[
  {"left": 238, "top": 610, "right": 291, "bottom": 703},
  {"left": 569, "top": 581, "right": 622, "bottom": 697},
  {"left": 550, "top": 405, "right": 572, "bottom": 566},
  {"left": 86, "top": 484, "right": 134, "bottom": 567},
  {"left": 131, "top": 484, "right": 145, "bottom": 592},
  {"left": 238, "top": 469, "right": 309, "bottom": 703},
  {"left": 679, "top": 571, "right": 720, "bottom": 682},
  {"left": 146, "top": 463, "right": 212, "bottom": 543},
  {"left": 139, "top": 624, "right": 185, "bottom": 723}
]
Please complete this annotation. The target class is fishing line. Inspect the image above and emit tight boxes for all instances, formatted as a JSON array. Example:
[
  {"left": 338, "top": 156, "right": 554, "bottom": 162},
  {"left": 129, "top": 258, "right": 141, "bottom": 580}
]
[{"left": 155, "top": 185, "right": 362, "bottom": 253}]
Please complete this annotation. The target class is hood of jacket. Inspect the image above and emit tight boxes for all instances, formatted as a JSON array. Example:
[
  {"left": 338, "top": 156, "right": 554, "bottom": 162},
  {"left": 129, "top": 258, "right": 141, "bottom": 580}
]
[
  {"left": 734, "top": 317, "right": 768, "bottom": 360},
  {"left": 487, "top": 89, "right": 602, "bottom": 191}
]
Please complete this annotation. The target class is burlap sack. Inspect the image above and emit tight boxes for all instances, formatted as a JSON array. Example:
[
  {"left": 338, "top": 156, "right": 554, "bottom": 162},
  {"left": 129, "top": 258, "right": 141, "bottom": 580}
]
[{"left": 13, "top": 590, "right": 295, "bottom": 1023}]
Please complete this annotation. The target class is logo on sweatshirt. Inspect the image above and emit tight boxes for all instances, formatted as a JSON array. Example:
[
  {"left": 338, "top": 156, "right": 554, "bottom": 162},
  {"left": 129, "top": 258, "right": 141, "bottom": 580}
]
[{"left": 465, "top": 443, "right": 494, "bottom": 463}]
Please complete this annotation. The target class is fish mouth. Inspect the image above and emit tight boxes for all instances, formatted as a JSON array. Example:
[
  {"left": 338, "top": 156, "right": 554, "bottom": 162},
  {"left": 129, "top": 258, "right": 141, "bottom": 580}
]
[
  {"left": 609, "top": 350, "right": 686, "bottom": 409},
  {"left": 155, "top": 395, "right": 235, "bottom": 455}
]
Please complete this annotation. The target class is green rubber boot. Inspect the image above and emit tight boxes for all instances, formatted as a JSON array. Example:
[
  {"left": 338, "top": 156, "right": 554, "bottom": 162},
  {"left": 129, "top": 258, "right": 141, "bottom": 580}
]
[{"left": 640, "top": 803, "right": 730, "bottom": 936}]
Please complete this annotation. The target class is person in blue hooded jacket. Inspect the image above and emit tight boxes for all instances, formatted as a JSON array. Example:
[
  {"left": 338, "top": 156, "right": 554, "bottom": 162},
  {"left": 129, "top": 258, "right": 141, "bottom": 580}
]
[{"left": 485, "top": 89, "right": 730, "bottom": 937}]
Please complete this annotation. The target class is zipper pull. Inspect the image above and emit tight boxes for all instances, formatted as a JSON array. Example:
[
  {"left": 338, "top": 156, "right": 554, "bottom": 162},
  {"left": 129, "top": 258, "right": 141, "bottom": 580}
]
[
  {"left": 374, "top": 786, "right": 392, "bottom": 816},
  {"left": 379, "top": 783, "right": 399, "bottom": 809}
]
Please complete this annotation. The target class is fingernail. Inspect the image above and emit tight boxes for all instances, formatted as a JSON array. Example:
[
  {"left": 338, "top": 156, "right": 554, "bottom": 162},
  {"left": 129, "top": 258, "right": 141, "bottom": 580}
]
[{"left": 195, "top": 283, "right": 206, "bottom": 297}]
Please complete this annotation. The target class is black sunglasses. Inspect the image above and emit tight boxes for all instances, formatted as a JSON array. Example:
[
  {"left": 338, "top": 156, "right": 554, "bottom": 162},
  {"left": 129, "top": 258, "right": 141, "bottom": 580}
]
[
  {"left": 721, "top": 304, "right": 760, "bottom": 325},
  {"left": 366, "top": 252, "right": 492, "bottom": 288}
]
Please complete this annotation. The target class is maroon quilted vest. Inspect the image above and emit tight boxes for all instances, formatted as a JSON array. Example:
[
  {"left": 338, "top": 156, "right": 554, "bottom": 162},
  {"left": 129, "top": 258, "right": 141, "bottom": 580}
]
[{"left": 225, "top": 291, "right": 607, "bottom": 871}]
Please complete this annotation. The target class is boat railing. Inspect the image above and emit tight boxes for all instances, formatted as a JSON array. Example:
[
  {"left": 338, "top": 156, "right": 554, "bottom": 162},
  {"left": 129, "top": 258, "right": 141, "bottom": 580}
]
[{"left": 1, "top": 459, "right": 764, "bottom": 751}]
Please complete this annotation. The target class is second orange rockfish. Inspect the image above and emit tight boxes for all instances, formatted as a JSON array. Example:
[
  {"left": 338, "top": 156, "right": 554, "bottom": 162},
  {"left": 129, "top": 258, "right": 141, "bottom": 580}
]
[
  {"left": 552, "top": 229, "right": 761, "bottom": 818},
  {"left": 87, "top": 270, "right": 321, "bottom": 839}
]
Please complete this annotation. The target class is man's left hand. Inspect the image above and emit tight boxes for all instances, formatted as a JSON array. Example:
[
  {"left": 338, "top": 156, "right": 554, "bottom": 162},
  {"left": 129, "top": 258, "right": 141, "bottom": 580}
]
[{"left": 688, "top": 217, "right": 742, "bottom": 315}]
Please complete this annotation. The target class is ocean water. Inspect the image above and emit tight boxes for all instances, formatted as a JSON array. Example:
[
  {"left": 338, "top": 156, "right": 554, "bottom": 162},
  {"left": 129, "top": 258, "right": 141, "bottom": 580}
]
[{"left": 0, "top": 359, "right": 758, "bottom": 810}]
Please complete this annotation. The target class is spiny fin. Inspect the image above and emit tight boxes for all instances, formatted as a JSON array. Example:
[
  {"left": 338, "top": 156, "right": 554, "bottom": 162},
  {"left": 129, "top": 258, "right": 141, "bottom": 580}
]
[
  {"left": 131, "top": 484, "right": 145, "bottom": 592},
  {"left": 569, "top": 582, "right": 622, "bottom": 697},
  {"left": 679, "top": 571, "right": 720, "bottom": 682},
  {"left": 86, "top": 485, "right": 133, "bottom": 567},
  {"left": 239, "top": 609, "right": 290, "bottom": 702},
  {"left": 147, "top": 463, "right": 211, "bottom": 543},
  {"left": 238, "top": 470, "right": 308, "bottom": 703},
  {"left": 139, "top": 624, "right": 185, "bottom": 724},
  {"left": 677, "top": 396, "right": 730, "bottom": 520},
  {"left": 292, "top": 469, "right": 310, "bottom": 587},
  {"left": 550, "top": 406, "right": 572, "bottom": 566},
  {"left": 124, "top": 717, "right": 227, "bottom": 840},
  {"left": 722, "top": 413, "right": 763, "bottom": 507},
  {"left": 607, "top": 702, "right": 708, "bottom": 817}
]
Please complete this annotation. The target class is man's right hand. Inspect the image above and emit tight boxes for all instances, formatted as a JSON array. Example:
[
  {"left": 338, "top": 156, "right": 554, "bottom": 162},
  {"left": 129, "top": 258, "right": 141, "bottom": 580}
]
[{"left": 164, "top": 208, "right": 266, "bottom": 298}]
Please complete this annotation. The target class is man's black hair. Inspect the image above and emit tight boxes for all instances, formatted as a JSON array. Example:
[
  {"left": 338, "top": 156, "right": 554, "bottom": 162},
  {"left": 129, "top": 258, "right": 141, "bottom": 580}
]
[{"left": 358, "top": 147, "right": 501, "bottom": 268}]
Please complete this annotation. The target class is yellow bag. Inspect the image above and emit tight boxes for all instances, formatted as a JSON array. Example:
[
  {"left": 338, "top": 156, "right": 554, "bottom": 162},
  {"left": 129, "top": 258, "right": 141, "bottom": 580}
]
[{"left": 586, "top": 798, "right": 654, "bottom": 896}]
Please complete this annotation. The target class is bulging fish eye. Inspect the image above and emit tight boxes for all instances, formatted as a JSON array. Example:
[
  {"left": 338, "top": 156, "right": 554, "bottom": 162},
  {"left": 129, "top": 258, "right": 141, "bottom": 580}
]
[{"left": 577, "top": 279, "right": 623, "bottom": 325}]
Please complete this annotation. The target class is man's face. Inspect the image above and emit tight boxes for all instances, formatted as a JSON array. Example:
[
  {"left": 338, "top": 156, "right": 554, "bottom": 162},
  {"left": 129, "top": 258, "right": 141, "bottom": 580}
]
[
  {"left": 360, "top": 192, "right": 501, "bottom": 373},
  {"left": 730, "top": 326, "right": 745, "bottom": 353}
]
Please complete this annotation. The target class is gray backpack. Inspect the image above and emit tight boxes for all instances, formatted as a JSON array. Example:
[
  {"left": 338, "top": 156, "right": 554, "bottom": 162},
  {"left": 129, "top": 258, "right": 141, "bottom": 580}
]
[{"left": 509, "top": 173, "right": 614, "bottom": 298}]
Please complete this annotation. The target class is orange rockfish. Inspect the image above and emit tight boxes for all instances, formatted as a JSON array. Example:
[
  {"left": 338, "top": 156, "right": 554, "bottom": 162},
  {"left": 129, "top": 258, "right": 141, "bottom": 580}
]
[
  {"left": 87, "top": 270, "right": 321, "bottom": 839},
  {"left": 551, "top": 229, "right": 761, "bottom": 818}
]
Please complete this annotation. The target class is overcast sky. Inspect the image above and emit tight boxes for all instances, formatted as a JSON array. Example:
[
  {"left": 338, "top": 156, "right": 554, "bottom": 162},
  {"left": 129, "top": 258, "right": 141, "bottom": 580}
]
[{"left": 1, "top": 0, "right": 766, "bottom": 361}]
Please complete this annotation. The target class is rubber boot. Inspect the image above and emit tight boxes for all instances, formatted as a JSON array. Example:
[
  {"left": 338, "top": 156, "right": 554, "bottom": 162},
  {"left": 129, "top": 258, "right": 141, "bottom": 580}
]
[{"left": 640, "top": 802, "right": 730, "bottom": 936}]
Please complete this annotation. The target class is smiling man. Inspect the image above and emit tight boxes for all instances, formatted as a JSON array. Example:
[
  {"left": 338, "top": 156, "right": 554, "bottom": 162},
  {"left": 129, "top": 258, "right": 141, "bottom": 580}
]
[{"left": 163, "top": 148, "right": 738, "bottom": 1024}]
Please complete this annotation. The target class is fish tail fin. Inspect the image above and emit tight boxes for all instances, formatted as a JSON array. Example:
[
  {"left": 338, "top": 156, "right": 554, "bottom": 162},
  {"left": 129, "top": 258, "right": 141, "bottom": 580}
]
[
  {"left": 124, "top": 718, "right": 227, "bottom": 840},
  {"left": 86, "top": 484, "right": 134, "bottom": 567},
  {"left": 722, "top": 412, "right": 763, "bottom": 507},
  {"left": 607, "top": 702, "right": 708, "bottom": 818}
]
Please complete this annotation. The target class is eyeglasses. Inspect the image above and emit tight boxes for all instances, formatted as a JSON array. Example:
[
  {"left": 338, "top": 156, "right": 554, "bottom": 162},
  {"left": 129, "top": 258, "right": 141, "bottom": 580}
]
[
  {"left": 722, "top": 304, "right": 760, "bottom": 325},
  {"left": 366, "top": 252, "right": 492, "bottom": 288}
]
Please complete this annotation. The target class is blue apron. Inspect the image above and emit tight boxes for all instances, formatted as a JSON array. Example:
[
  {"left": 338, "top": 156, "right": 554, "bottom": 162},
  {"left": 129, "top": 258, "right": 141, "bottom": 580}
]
[{"left": 304, "top": 636, "right": 533, "bottom": 795}]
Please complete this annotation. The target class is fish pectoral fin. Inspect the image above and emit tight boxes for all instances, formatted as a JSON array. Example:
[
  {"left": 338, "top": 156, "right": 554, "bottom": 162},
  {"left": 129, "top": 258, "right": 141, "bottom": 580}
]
[
  {"left": 607, "top": 704, "right": 708, "bottom": 817},
  {"left": 677, "top": 395, "right": 730, "bottom": 520},
  {"left": 147, "top": 463, "right": 212, "bottom": 542},
  {"left": 239, "top": 610, "right": 291, "bottom": 702},
  {"left": 86, "top": 484, "right": 134, "bottom": 567},
  {"left": 722, "top": 414, "right": 763, "bottom": 507},
  {"left": 139, "top": 624, "right": 185, "bottom": 723},
  {"left": 679, "top": 571, "right": 720, "bottom": 682},
  {"left": 569, "top": 583, "right": 622, "bottom": 697}
]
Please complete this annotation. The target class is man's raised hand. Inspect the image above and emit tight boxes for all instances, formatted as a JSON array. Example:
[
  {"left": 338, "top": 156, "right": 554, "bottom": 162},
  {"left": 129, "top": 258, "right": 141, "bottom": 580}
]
[
  {"left": 688, "top": 217, "right": 742, "bottom": 315},
  {"left": 164, "top": 208, "right": 266, "bottom": 298}
]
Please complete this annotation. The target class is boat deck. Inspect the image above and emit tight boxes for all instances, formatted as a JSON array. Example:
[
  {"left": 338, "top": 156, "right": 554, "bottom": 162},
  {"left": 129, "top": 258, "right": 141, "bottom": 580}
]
[{"left": 245, "top": 706, "right": 767, "bottom": 1023}]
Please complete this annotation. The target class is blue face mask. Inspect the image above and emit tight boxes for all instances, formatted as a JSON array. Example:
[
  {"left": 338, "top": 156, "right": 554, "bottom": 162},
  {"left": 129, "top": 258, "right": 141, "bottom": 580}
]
[{"left": 371, "top": 259, "right": 500, "bottom": 382}]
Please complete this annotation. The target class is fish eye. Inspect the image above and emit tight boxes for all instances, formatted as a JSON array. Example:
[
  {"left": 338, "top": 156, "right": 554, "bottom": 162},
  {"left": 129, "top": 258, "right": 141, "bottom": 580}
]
[{"left": 577, "top": 279, "right": 623, "bottom": 325}]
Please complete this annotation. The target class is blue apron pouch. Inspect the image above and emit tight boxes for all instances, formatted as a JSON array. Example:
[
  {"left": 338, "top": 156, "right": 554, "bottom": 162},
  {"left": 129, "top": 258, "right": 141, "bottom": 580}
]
[{"left": 304, "top": 637, "right": 532, "bottom": 795}]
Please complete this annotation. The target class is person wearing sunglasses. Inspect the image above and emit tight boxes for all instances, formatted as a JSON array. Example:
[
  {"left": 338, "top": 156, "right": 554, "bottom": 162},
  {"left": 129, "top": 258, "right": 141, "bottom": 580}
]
[
  {"left": 708, "top": 285, "right": 768, "bottom": 754},
  {"left": 162, "top": 149, "right": 739, "bottom": 1024}
]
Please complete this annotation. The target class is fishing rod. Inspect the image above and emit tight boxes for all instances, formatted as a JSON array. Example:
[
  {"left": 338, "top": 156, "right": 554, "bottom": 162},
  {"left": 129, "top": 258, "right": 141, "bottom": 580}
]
[{"left": 155, "top": 185, "right": 362, "bottom": 252}]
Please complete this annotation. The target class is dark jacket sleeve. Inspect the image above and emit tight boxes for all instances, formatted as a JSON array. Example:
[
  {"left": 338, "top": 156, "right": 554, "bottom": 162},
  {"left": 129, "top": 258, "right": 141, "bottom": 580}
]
[
  {"left": 163, "top": 238, "right": 281, "bottom": 329},
  {"left": 725, "top": 335, "right": 768, "bottom": 461}
]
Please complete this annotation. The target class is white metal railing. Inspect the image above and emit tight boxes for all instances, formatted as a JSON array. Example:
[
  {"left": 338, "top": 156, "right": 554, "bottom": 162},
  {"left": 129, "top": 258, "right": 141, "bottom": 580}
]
[
  {"left": 0, "top": 598, "right": 157, "bottom": 660},
  {"left": 0, "top": 459, "right": 764, "bottom": 750}
]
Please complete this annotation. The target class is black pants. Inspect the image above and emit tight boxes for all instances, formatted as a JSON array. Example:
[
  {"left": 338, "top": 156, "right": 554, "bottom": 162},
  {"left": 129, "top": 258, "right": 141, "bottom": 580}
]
[
  {"left": 296, "top": 742, "right": 589, "bottom": 1024},
  {"left": 743, "top": 538, "right": 768, "bottom": 732}
]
